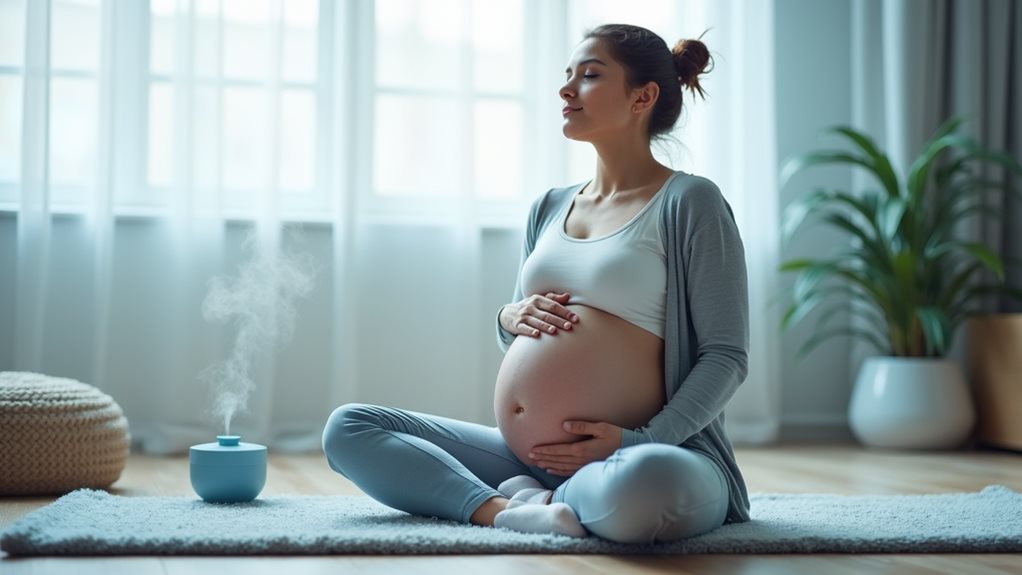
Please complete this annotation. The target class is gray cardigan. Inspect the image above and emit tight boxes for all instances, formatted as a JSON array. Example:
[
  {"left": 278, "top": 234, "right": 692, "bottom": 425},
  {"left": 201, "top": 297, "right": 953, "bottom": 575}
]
[{"left": 495, "top": 172, "right": 751, "bottom": 523}]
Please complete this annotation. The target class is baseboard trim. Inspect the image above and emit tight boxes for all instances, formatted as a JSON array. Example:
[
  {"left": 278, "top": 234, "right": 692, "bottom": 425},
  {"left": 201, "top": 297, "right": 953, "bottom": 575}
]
[{"left": 780, "top": 413, "right": 854, "bottom": 442}]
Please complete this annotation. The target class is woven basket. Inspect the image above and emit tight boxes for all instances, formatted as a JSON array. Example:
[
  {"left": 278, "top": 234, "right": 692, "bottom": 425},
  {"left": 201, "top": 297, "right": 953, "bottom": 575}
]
[{"left": 0, "top": 371, "right": 130, "bottom": 495}]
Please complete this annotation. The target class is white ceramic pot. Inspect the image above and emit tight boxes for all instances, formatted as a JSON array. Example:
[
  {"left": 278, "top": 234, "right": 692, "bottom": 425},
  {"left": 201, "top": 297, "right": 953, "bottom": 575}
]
[{"left": 849, "top": 356, "right": 975, "bottom": 449}]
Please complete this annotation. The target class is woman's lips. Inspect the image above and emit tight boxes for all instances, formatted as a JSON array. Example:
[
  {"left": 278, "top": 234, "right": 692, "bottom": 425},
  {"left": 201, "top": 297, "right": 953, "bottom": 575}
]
[{"left": 562, "top": 106, "right": 581, "bottom": 116}]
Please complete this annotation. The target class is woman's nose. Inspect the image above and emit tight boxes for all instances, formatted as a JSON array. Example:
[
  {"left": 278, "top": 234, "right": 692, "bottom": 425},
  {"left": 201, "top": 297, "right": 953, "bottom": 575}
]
[{"left": 559, "top": 82, "right": 575, "bottom": 101}]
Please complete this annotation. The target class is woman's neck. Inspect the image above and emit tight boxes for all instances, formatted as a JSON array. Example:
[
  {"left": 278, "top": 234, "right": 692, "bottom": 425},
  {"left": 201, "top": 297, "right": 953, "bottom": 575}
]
[{"left": 588, "top": 136, "right": 673, "bottom": 200}]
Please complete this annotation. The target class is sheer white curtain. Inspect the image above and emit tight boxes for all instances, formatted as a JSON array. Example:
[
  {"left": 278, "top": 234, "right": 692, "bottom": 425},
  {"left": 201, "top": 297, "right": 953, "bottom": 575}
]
[
  {"left": 702, "top": 0, "right": 781, "bottom": 444},
  {"left": 0, "top": 0, "right": 781, "bottom": 453}
]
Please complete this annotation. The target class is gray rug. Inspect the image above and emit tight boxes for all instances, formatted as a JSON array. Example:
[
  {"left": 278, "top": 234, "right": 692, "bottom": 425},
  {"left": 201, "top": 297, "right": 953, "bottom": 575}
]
[{"left": 2, "top": 486, "right": 1020, "bottom": 556}]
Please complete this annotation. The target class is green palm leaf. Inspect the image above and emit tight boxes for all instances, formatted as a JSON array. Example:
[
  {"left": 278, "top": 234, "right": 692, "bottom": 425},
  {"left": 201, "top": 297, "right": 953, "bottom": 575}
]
[
  {"left": 778, "top": 115, "right": 1021, "bottom": 358},
  {"left": 915, "top": 307, "right": 951, "bottom": 356},
  {"left": 830, "top": 126, "right": 901, "bottom": 198}
]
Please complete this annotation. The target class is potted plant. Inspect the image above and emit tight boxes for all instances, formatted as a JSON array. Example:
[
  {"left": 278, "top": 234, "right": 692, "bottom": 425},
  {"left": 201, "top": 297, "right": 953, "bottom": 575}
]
[{"left": 779, "top": 116, "right": 1022, "bottom": 449}]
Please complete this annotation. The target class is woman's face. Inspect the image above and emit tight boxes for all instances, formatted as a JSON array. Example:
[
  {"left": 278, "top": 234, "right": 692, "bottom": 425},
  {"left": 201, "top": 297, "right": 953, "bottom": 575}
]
[{"left": 559, "top": 38, "right": 652, "bottom": 142}]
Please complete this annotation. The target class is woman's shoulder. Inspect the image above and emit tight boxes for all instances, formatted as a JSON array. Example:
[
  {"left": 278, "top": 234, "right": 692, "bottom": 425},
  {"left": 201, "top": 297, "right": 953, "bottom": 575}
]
[
  {"left": 662, "top": 171, "right": 725, "bottom": 205},
  {"left": 527, "top": 182, "right": 584, "bottom": 223},
  {"left": 661, "top": 171, "right": 737, "bottom": 229},
  {"left": 538, "top": 182, "right": 581, "bottom": 205}
]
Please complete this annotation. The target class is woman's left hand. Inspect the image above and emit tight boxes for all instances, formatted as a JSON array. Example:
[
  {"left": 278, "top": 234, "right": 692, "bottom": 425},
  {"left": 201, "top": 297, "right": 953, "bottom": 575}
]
[{"left": 528, "top": 420, "right": 623, "bottom": 477}]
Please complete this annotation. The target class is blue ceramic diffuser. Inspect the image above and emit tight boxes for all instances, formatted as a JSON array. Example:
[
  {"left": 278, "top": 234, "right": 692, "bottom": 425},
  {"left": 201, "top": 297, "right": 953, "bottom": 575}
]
[{"left": 189, "top": 435, "right": 266, "bottom": 503}]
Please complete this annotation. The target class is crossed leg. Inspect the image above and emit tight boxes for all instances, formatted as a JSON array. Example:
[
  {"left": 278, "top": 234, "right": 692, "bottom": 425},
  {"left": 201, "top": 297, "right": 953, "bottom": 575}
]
[{"left": 322, "top": 403, "right": 728, "bottom": 543}]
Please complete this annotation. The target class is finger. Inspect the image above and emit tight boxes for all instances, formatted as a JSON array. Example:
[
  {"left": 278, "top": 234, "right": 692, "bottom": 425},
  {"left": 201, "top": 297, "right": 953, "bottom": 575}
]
[
  {"left": 520, "top": 305, "right": 563, "bottom": 335},
  {"left": 531, "top": 455, "right": 580, "bottom": 467},
  {"left": 515, "top": 320, "right": 542, "bottom": 337},
  {"left": 533, "top": 318, "right": 559, "bottom": 335},
  {"left": 535, "top": 298, "right": 577, "bottom": 325},
  {"left": 544, "top": 294, "right": 574, "bottom": 316},
  {"left": 542, "top": 311, "right": 574, "bottom": 330},
  {"left": 553, "top": 295, "right": 572, "bottom": 310},
  {"left": 563, "top": 420, "right": 597, "bottom": 435},
  {"left": 527, "top": 302, "right": 576, "bottom": 328},
  {"left": 529, "top": 444, "right": 577, "bottom": 457},
  {"left": 550, "top": 309, "right": 578, "bottom": 326},
  {"left": 518, "top": 316, "right": 559, "bottom": 336}
]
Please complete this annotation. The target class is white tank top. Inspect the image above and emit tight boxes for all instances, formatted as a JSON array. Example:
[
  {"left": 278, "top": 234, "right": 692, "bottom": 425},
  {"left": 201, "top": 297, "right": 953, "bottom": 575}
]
[{"left": 519, "top": 174, "right": 674, "bottom": 339}]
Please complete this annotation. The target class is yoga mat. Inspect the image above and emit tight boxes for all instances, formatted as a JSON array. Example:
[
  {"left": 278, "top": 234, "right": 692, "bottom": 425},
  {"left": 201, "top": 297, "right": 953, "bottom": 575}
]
[{"left": 2, "top": 486, "right": 1020, "bottom": 556}]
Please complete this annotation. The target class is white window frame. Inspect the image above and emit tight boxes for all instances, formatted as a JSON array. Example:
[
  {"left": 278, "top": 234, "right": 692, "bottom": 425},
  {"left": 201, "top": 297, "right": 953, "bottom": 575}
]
[{"left": 0, "top": 59, "right": 23, "bottom": 208}]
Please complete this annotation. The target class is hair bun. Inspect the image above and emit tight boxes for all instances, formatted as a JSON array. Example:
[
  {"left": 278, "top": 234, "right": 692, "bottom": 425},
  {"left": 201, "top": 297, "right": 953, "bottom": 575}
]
[{"left": 671, "top": 38, "right": 712, "bottom": 99}]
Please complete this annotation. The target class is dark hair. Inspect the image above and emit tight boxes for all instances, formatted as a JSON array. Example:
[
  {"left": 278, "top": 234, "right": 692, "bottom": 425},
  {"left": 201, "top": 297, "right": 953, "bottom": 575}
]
[{"left": 583, "top": 24, "right": 713, "bottom": 141}]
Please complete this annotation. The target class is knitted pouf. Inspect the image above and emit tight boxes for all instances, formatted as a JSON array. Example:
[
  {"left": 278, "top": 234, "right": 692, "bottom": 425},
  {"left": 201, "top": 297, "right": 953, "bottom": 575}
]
[{"left": 0, "top": 371, "right": 130, "bottom": 495}]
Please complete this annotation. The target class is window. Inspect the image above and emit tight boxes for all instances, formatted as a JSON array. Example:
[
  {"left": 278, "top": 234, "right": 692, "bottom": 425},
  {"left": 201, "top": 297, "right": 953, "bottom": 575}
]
[
  {"left": 373, "top": 0, "right": 525, "bottom": 202},
  {"left": 147, "top": 0, "right": 321, "bottom": 214},
  {"left": 0, "top": 0, "right": 25, "bottom": 200},
  {"left": 5, "top": 0, "right": 706, "bottom": 223},
  {"left": 0, "top": 0, "right": 102, "bottom": 209},
  {"left": 50, "top": 0, "right": 102, "bottom": 208}
]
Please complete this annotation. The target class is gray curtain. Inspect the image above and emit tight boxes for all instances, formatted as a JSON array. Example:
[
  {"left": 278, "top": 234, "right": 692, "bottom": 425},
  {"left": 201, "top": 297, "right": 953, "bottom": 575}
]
[
  {"left": 945, "top": 0, "right": 1022, "bottom": 313},
  {"left": 853, "top": 0, "right": 1021, "bottom": 313}
]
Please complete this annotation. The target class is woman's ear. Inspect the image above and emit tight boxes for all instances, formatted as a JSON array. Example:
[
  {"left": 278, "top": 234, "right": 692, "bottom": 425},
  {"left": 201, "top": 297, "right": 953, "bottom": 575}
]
[{"left": 631, "top": 81, "right": 660, "bottom": 114}]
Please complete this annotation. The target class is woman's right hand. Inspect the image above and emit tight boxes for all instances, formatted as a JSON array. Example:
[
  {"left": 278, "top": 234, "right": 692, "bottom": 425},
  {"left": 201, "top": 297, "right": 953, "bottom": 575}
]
[{"left": 500, "top": 292, "right": 580, "bottom": 337}]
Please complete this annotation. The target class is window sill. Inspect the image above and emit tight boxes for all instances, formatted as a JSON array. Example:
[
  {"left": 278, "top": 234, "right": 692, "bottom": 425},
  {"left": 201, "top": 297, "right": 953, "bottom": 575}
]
[{"left": 0, "top": 203, "right": 525, "bottom": 230}]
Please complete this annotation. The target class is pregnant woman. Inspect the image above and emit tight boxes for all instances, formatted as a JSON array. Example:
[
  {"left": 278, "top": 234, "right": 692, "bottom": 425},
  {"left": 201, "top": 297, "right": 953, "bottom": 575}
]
[{"left": 322, "top": 23, "right": 751, "bottom": 543}]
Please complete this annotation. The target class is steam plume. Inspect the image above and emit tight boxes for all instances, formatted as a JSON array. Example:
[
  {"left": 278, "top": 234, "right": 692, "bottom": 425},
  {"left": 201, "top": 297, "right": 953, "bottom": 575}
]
[{"left": 198, "top": 233, "right": 315, "bottom": 435}]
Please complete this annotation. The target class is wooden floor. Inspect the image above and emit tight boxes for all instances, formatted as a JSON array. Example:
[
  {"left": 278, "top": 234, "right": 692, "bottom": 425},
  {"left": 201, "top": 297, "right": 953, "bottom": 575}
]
[{"left": 2, "top": 443, "right": 1020, "bottom": 574}]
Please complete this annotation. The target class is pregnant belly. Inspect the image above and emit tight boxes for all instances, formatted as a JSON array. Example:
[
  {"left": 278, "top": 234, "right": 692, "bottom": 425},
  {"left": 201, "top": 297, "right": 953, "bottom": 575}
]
[{"left": 494, "top": 304, "right": 666, "bottom": 466}]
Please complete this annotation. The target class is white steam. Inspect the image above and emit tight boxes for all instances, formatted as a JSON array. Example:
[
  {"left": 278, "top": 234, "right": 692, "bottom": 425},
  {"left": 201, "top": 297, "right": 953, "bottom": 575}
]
[{"left": 199, "top": 234, "right": 315, "bottom": 436}]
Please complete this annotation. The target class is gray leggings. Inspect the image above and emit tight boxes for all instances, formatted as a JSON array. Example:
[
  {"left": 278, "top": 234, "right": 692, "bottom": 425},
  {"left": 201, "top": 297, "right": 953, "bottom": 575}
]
[{"left": 321, "top": 403, "right": 729, "bottom": 544}]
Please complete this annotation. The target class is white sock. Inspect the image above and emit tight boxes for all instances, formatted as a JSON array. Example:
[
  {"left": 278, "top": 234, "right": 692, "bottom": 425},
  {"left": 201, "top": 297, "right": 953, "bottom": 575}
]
[
  {"left": 494, "top": 502, "right": 587, "bottom": 538},
  {"left": 497, "top": 475, "right": 544, "bottom": 498},
  {"left": 505, "top": 487, "right": 553, "bottom": 508}
]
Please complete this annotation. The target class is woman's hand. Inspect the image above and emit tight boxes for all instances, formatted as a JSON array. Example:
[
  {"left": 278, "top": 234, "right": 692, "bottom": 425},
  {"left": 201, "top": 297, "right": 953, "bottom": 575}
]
[
  {"left": 527, "top": 420, "right": 623, "bottom": 476},
  {"left": 500, "top": 292, "right": 580, "bottom": 337}
]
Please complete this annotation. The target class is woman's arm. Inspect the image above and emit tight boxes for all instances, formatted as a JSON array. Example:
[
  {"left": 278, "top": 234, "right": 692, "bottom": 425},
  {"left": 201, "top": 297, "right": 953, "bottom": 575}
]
[
  {"left": 621, "top": 189, "right": 750, "bottom": 447},
  {"left": 496, "top": 192, "right": 546, "bottom": 352},
  {"left": 497, "top": 188, "right": 582, "bottom": 350}
]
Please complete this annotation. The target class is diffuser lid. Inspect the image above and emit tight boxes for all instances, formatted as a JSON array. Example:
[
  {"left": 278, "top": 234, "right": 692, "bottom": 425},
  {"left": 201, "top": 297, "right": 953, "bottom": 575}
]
[{"left": 189, "top": 435, "right": 266, "bottom": 465}]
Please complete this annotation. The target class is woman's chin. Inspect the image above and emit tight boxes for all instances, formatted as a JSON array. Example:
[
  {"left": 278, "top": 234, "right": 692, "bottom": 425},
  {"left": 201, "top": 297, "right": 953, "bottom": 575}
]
[{"left": 561, "top": 125, "right": 589, "bottom": 142}]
